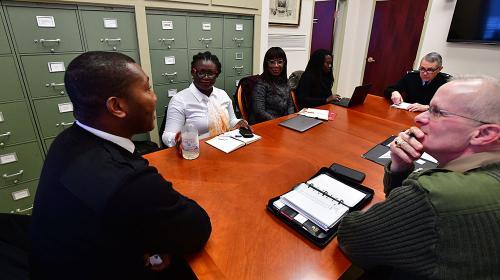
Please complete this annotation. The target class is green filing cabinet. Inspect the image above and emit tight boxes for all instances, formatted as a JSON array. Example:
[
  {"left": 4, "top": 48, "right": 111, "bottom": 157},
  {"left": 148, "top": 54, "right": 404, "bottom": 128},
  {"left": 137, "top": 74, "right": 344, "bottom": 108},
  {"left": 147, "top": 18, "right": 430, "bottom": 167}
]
[
  {"left": 0, "top": 180, "right": 38, "bottom": 214},
  {"left": 187, "top": 16, "right": 223, "bottom": 49},
  {"left": 223, "top": 48, "right": 252, "bottom": 77},
  {"left": 150, "top": 49, "right": 190, "bottom": 84},
  {"left": 0, "top": 102, "right": 37, "bottom": 147},
  {"left": 21, "top": 53, "right": 79, "bottom": 98},
  {"left": 80, "top": 9, "right": 138, "bottom": 51},
  {"left": 223, "top": 17, "right": 253, "bottom": 48},
  {"left": 122, "top": 51, "right": 140, "bottom": 64},
  {"left": 0, "top": 56, "right": 25, "bottom": 102},
  {"left": 147, "top": 13, "right": 188, "bottom": 50},
  {"left": 33, "top": 96, "right": 75, "bottom": 140},
  {"left": 6, "top": 5, "right": 83, "bottom": 53},
  {"left": 154, "top": 82, "right": 190, "bottom": 118},
  {"left": 0, "top": 142, "right": 43, "bottom": 188},
  {"left": 0, "top": 9, "right": 11, "bottom": 54}
]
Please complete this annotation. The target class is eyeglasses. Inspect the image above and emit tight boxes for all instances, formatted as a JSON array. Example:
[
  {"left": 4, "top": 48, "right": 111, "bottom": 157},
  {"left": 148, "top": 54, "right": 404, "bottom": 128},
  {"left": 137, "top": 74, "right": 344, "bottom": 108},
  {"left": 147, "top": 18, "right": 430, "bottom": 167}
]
[
  {"left": 267, "top": 59, "right": 285, "bottom": 66},
  {"left": 193, "top": 69, "right": 218, "bottom": 79},
  {"left": 419, "top": 67, "right": 438, "bottom": 73},
  {"left": 427, "top": 106, "right": 489, "bottom": 124}
]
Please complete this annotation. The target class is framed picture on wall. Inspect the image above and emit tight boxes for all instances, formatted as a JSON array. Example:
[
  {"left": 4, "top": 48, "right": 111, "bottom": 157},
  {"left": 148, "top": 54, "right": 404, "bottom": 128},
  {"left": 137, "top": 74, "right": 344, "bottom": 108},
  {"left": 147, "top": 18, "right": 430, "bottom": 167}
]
[{"left": 269, "top": 0, "right": 302, "bottom": 26}]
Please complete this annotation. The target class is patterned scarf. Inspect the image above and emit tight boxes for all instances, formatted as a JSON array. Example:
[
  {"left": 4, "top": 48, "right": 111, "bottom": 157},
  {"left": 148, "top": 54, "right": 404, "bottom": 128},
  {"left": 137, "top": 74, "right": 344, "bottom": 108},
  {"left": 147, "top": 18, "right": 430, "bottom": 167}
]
[{"left": 207, "top": 94, "right": 230, "bottom": 136}]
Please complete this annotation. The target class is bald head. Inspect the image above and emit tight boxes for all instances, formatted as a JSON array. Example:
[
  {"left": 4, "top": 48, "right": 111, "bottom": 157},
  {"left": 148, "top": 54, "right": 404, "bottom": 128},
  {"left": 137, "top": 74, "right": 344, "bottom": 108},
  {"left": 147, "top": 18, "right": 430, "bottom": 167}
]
[{"left": 444, "top": 75, "right": 500, "bottom": 124}]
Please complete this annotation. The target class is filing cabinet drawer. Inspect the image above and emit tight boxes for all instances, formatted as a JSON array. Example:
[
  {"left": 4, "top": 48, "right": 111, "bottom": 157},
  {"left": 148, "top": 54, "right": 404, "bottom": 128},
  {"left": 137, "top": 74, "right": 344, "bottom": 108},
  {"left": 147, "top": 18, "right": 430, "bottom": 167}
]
[
  {"left": 225, "top": 75, "right": 246, "bottom": 99},
  {"left": 150, "top": 49, "right": 189, "bottom": 84},
  {"left": 147, "top": 14, "right": 187, "bottom": 49},
  {"left": 223, "top": 48, "right": 252, "bottom": 77},
  {"left": 0, "top": 142, "right": 43, "bottom": 188},
  {"left": 223, "top": 18, "right": 253, "bottom": 48},
  {"left": 0, "top": 56, "right": 24, "bottom": 102},
  {"left": 0, "top": 180, "right": 37, "bottom": 214},
  {"left": 187, "top": 16, "right": 223, "bottom": 49},
  {"left": 80, "top": 10, "right": 138, "bottom": 51},
  {"left": 6, "top": 6, "right": 83, "bottom": 53},
  {"left": 44, "top": 137, "right": 55, "bottom": 152},
  {"left": 154, "top": 82, "right": 189, "bottom": 117},
  {"left": 121, "top": 50, "right": 140, "bottom": 64},
  {"left": 0, "top": 102, "right": 37, "bottom": 146},
  {"left": 33, "top": 96, "right": 75, "bottom": 138},
  {"left": 0, "top": 9, "right": 11, "bottom": 54},
  {"left": 21, "top": 53, "right": 79, "bottom": 98}
]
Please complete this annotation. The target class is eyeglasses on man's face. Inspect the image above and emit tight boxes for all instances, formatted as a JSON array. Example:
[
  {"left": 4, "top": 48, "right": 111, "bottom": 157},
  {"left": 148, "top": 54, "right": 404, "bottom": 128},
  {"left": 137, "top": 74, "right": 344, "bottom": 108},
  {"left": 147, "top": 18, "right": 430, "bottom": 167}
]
[
  {"left": 419, "top": 67, "right": 438, "bottom": 74},
  {"left": 267, "top": 59, "right": 285, "bottom": 66},
  {"left": 193, "top": 69, "right": 218, "bottom": 79},
  {"left": 427, "top": 105, "right": 488, "bottom": 124}
]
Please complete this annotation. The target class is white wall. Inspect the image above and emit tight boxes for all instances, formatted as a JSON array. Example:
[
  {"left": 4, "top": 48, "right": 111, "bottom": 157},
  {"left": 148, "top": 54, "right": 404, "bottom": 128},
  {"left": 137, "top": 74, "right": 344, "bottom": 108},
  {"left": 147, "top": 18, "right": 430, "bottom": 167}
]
[
  {"left": 417, "top": 0, "right": 500, "bottom": 78},
  {"left": 266, "top": 0, "right": 315, "bottom": 74}
]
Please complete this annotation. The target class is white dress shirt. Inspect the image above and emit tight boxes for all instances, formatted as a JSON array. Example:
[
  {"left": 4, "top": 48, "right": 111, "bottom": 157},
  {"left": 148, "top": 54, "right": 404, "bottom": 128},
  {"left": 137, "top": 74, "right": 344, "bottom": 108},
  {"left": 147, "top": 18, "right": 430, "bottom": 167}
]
[
  {"left": 162, "top": 83, "right": 240, "bottom": 147},
  {"left": 76, "top": 121, "right": 135, "bottom": 154}
]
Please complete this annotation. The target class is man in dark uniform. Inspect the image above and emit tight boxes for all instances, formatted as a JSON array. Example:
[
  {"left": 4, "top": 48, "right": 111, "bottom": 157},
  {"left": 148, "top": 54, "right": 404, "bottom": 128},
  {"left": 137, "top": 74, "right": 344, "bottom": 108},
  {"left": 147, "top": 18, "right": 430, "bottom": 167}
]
[
  {"left": 30, "top": 51, "right": 211, "bottom": 279},
  {"left": 384, "top": 52, "right": 450, "bottom": 112}
]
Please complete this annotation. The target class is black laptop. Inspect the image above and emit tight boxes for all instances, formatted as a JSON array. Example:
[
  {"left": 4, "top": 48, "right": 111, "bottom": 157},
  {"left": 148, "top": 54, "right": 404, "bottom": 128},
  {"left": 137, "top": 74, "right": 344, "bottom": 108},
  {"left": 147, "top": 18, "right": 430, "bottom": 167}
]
[{"left": 332, "top": 84, "right": 372, "bottom": 108}]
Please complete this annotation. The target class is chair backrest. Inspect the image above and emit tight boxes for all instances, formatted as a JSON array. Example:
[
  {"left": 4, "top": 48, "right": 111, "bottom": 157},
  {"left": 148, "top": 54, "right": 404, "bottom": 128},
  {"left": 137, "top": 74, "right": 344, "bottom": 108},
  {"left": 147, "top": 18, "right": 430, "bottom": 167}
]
[
  {"left": 290, "top": 89, "right": 300, "bottom": 112},
  {"left": 235, "top": 75, "right": 260, "bottom": 124},
  {"left": 288, "top": 70, "right": 304, "bottom": 90}
]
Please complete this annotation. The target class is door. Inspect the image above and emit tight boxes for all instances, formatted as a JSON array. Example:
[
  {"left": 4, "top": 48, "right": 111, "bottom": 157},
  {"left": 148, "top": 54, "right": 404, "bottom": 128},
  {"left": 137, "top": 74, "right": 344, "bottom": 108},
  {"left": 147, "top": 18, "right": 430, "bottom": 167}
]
[
  {"left": 311, "top": 0, "right": 336, "bottom": 53},
  {"left": 363, "top": 0, "right": 429, "bottom": 96}
]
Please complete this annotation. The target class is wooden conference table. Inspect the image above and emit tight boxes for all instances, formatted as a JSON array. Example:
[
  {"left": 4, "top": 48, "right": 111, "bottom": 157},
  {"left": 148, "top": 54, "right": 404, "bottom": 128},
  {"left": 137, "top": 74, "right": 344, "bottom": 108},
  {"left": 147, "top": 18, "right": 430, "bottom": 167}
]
[{"left": 144, "top": 95, "right": 418, "bottom": 280}]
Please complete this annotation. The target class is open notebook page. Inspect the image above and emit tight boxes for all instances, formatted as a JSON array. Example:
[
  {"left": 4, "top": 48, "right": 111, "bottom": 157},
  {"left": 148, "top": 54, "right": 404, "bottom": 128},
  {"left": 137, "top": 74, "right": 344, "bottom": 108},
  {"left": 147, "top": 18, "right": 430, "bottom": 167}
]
[{"left": 280, "top": 183, "right": 349, "bottom": 231}]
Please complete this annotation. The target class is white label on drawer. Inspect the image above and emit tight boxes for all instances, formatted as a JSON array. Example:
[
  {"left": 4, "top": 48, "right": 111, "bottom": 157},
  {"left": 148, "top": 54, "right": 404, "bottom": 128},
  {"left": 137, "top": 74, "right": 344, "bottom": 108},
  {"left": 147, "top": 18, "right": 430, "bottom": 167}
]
[
  {"left": 235, "top": 79, "right": 240, "bottom": 87},
  {"left": 164, "top": 56, "right": 176, "bottom": 65},
  {"left": 0, "top": 112, "right": 4, "bottom": 122},
  {"left": 202, "top": 22, "right": 211, "bottom": 31},
  {"left": 235, "top": 23, "right": 243, "bottom": 31},
  {"left": 103, "top": 18, "right": 118, "bottom": 29},
  {"left": 167, "top": 89, "right": 177, "bottom": 97},
  {"left": 36, "top": 16, "right": 55, "bottom": 28},
  {"left": 58, "top": 102, "right": 73, "bottom": 113},
  {"left": 162, "top": 20, "right": 173, "bottom": 30},
  {"left": 0, "top": 152, "right": 17, "bottom": 165},
  {"left": 12, "top": 188, "right": 30, "bottom": 201},
  {"left": 48, "top": 62, "right": 65, "bottom": 73},
  {"left": 235, "top": 52, "right": 243, "bottom": 60}
]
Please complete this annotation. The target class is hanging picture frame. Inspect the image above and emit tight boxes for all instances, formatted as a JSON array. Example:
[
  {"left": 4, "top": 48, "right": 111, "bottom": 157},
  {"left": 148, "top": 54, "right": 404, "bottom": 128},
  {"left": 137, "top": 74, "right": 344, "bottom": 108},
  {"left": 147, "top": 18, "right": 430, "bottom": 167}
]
[{"left": 269, "top": 0, "right": 302, "bottom": 26}]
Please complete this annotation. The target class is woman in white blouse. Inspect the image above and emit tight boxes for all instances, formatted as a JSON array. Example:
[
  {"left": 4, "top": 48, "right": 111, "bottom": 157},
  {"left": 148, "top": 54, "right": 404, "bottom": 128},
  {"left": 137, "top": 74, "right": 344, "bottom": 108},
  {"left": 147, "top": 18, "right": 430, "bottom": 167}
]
[{"left": 162, "top": 51, "right": 250, "bottom": 147}]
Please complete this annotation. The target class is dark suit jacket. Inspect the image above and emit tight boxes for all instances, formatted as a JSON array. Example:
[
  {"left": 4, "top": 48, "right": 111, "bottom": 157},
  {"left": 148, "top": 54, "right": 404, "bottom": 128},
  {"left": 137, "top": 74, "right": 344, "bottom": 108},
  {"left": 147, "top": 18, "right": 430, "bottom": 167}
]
[
  {"left": 30, "top": 124, "right": 211, "bottom": 279},
  {"left": 384, "top": 71, "right": 451, "bottom": 105}
]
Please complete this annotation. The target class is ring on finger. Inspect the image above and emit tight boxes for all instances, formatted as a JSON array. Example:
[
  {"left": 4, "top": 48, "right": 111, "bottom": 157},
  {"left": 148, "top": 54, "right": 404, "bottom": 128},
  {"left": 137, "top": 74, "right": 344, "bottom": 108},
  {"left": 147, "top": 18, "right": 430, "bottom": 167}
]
[{"left": 394, "top": 137, "right": 403, "bottom": 148}]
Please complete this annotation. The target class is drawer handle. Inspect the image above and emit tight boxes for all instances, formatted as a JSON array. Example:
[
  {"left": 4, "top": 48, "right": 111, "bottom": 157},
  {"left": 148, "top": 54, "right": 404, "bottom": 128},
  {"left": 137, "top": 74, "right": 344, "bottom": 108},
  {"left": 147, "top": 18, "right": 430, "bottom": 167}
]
[
  {"left": 233, "top": 66, "right": 244, "bottom": 69},
  {"left": 199, "top": 37, "right": 213, "bottom": 42},
  {"left": 56, "top": 121, "right": 74, "bottom": 127},
  {"left": 45, "top": 82, "right": 65, "bottom": 88},
  {"left": 161, "top": 72, "right": 177, "bottom": 77},
  {"left": 233, "top": 37, "right": 244, "bottom": 41},
  {"left": 159, "top": 38, "right": 175, "bottom": 42},
  {"left": 11, "top": 205, "right": 33, "bottom": 214},
  {"left": 0, "top": 131, "right": 11, "bottom": 137},
  {"left": 3, "top": 169, "right": 23, "bottom": 179},
  {"left": 100, "top": 38, "right": 122, "bottom": 43},
  {"left": 34, "top": 39, "right": 61, "bottom": 44}
]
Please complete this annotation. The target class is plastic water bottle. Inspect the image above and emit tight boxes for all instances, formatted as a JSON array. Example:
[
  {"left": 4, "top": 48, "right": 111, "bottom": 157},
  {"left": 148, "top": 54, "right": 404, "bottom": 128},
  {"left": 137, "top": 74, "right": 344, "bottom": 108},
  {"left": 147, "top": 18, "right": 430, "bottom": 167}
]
[{"left": 181, "top": 123, "right": 199, "bottom": 160}]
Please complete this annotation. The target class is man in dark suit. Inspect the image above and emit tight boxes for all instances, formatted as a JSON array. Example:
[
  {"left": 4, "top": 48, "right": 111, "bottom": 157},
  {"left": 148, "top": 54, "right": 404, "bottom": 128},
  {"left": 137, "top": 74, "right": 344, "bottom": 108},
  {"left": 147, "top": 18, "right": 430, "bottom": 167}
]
[
  {"left": 30, "top": 51, "right": 211, "bottom": 279},
  {"left": 384, "top": 52, "right": 450, "bottom": 112}
]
